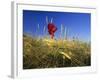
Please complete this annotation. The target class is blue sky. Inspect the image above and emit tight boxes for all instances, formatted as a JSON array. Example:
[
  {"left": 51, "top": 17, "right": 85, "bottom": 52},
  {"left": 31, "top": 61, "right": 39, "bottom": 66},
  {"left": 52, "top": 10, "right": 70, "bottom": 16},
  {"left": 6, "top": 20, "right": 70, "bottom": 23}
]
[{"left": 23, "top": 10, "right": 91, "bottom": 42}]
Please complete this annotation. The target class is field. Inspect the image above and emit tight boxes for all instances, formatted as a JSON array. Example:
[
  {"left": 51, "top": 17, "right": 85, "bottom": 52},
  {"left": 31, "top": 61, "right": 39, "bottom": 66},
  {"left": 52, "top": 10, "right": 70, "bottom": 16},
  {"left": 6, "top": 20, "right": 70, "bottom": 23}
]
[{"left": 23, "top": 34, "right": 91, "bottom": 69}]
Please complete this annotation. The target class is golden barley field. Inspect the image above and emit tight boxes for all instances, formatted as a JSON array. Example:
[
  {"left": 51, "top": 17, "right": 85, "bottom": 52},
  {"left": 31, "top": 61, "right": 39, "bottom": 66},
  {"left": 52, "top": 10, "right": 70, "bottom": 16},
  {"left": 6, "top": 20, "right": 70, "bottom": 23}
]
[{"left": 23, "top": 34, "right": 91, "bottom": 69}]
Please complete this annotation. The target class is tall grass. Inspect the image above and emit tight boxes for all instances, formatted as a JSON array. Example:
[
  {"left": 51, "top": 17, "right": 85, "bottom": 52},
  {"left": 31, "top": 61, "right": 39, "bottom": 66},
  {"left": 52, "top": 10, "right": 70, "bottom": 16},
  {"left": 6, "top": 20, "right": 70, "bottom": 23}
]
[{"left": 23, "top": 34, "right": 91, "bottom": 69}]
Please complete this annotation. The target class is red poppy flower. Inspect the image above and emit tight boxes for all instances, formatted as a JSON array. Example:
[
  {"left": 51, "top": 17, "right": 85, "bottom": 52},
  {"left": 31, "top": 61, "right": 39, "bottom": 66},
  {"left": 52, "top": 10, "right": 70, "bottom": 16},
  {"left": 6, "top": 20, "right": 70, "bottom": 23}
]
[{"left": 48, "top": 23, "right": 57, "bottom": 39}]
